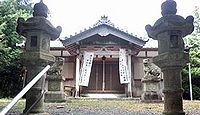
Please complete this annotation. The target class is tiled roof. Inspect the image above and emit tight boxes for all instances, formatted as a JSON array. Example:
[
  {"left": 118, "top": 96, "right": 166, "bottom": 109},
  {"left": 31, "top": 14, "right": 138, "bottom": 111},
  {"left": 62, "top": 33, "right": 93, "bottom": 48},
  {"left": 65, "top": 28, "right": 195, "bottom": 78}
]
[{"left": 61, "top": 16, "right": 147, "bottom": 47}]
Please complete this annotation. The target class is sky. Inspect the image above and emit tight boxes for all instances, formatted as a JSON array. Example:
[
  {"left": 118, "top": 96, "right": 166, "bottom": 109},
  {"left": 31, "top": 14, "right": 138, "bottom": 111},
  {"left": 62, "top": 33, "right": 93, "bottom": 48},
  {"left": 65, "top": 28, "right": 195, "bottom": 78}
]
[{"left": 36, "top": 0, "right": 200, "bottom": 47}]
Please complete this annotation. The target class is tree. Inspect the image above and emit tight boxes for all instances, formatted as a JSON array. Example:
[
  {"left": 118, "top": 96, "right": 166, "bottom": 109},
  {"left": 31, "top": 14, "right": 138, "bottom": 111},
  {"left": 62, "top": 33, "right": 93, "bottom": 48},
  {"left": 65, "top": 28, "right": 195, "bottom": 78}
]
[
  {"left": 182, "top": 6, "right": 200, "bottom": 100},
  {"left": 0, "top": 0, "right": 32, "bottom": 97}
]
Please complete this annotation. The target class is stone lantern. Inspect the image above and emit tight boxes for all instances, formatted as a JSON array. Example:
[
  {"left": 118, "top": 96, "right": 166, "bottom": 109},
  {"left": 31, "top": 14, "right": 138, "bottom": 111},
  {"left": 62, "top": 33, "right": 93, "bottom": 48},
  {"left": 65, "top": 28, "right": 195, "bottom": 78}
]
[
  {"left": 145, "top": 0, "right": 194, "bottom": 115},
  {"left": 16, "top": 1, "right": 62, "bottom": 114}
]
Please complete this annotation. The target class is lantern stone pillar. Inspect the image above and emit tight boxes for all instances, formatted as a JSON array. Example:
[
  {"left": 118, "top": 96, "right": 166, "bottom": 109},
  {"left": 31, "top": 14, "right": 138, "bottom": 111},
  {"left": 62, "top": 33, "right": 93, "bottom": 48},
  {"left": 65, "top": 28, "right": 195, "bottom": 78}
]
[
  {"left": 145, "top": 0, "right": 194, "bottom": 115},
  {"left": 16, "top": 1, "right": 61, "bottom": 114}
]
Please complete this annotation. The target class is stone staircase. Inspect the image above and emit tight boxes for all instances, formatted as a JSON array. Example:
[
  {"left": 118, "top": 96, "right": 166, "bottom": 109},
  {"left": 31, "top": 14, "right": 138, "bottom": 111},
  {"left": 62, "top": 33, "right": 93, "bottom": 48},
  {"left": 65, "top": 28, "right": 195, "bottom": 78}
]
[{"left": 80, "top": 93, "right": 126, "bottom": 98}]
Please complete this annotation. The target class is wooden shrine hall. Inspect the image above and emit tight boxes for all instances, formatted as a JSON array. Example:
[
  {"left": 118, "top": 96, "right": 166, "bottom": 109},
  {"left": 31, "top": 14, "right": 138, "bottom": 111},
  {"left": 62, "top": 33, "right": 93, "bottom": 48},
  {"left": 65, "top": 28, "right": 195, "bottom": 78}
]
[{"left": 50, "top": 16, "right": 158, "bottom": 97}]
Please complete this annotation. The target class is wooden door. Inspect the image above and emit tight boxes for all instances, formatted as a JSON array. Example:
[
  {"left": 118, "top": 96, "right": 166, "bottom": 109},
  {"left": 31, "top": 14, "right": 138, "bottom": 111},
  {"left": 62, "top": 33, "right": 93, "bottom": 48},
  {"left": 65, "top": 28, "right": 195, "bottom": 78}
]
[{"left": 82, "top": 61, "right": 125, "bottom": 93}]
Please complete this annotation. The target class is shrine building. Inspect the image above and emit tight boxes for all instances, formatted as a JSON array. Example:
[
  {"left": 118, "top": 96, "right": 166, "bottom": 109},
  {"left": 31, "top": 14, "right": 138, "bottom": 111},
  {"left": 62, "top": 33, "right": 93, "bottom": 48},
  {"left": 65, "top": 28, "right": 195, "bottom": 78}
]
[{"left": 50, "top": 16, "right": 159, "bottom": 97}]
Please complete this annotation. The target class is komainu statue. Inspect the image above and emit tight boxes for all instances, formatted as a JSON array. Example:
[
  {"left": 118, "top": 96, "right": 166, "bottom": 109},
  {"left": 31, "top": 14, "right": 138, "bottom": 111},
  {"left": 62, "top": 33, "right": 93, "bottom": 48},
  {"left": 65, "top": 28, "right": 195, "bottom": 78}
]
[
  {"left": 141, "top": 58, "right": 162, "bottom": 102},
  {"left": 47, "top": 57, "right": 64, "bottom": 77},
  {"left": 45, "top": 57, "right": 65, "bottom": 102},
  {"left": 143, "top": 59, "right": 161, "bottom": 81}
]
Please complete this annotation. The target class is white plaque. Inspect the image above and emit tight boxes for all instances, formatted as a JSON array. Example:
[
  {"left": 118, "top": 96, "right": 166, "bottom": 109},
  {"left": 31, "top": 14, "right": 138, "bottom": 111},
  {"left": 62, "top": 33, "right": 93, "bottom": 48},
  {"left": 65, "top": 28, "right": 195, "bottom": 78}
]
[
  {"left": 119, "top": 49, "right": 130, "bottom": 84},
  {"left": 79, "top": 52, "right": 94, "bottom": 86}
]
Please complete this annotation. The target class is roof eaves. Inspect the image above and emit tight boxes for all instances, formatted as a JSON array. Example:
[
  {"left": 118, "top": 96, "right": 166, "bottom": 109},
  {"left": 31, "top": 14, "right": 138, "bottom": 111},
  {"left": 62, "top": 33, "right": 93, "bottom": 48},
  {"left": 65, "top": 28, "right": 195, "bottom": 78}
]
[{"left": 61, "top": 16, "right": 147, "bottom": 47}]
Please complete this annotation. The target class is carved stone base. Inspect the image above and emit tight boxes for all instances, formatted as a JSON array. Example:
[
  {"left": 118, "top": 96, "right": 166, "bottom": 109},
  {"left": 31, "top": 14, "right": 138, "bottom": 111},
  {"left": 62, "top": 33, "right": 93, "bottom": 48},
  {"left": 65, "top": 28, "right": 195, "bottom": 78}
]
[
  {"left": 141, "top": 91, "right": 162, "bottom": 102},
  {"left": 141, "top": 80, "right": 162, "bottom": 102},
  {"left": 45, "top": 79, "right": 65, "bottom": 102},
  {"left": 45, "top": 91, "right": 65, "bottom": 102}
]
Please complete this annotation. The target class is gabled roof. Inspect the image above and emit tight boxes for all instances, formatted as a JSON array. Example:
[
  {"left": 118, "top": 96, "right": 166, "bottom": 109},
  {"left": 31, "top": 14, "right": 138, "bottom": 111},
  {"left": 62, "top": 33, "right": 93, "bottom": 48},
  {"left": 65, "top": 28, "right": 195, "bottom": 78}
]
[{"left": 61, "top": 16, "right": 147, "bottom": 47}]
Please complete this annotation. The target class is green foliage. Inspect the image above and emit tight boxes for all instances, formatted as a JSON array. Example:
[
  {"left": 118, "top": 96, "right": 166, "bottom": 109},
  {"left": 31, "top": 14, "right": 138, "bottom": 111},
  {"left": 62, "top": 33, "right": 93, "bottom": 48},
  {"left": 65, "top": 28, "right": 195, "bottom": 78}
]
[
  {"left": 0, "top": 0, "right": 32, "bottom": 97},
  {"left": 182, "top": 6, "right": 200, "bottom": 100},
  {"left": 16, "top": 0, "right": 33, "bottom": 14}
]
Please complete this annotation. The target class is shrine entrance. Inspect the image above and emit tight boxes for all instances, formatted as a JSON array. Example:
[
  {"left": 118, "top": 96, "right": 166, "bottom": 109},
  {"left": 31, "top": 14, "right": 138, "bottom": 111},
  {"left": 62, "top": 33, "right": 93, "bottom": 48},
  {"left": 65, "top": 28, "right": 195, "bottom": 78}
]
[
  {"left": 82, "top": 61, "right": 125, "bottom": 93},
  {"left": 61, "top": 16, "right": 146, "bottom": 97}
]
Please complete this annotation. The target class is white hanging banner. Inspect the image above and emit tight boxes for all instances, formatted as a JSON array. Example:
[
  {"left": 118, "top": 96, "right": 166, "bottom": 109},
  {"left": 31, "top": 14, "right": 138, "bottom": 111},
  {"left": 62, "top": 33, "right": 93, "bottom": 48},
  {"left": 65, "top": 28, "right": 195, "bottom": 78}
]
[
  {"left": 79, "top": 52, "right": 94, "bottom": 86},
  {"left": 119, "top": 49, "right": 130, "bottom": 84}
]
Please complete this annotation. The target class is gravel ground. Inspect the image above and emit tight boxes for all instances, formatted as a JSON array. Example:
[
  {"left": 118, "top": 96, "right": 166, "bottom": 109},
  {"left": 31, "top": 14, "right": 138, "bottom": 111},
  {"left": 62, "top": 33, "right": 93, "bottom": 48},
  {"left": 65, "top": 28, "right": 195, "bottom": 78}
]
[
  {"left": 45, "top": 103, "right": 162, "bottom": 115},
  {"left": 1, "top": 99, "right": 200, "bottom": 115},
  {"left": 3, "top": 104, "right": 162, "bottom": 115}
]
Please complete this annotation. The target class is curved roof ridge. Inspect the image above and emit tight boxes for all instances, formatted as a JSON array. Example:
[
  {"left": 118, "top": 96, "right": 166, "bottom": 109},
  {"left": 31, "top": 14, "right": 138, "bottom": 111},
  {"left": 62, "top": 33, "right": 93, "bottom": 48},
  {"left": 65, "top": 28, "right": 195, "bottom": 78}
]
[
  {"left": 93, "top": 15, "right": 115, "bottom": 27},
  {"left": 65, "top": 16, "right": 147, "bottom": 41}
]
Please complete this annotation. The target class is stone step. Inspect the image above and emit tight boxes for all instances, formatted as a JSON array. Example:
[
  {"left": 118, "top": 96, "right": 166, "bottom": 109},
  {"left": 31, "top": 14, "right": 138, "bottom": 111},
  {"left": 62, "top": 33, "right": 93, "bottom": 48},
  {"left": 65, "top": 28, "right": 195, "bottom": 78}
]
[{"left": 81, "top": 93, "right": 126, "bottom": 98}]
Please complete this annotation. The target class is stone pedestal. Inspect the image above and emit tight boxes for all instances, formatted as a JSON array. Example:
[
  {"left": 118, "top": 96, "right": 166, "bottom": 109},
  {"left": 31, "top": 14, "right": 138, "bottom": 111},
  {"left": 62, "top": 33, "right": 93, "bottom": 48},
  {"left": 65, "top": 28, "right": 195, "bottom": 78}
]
[
  {"left": 45, "top": 78, "right": 65, "bottom": 102},
  {"left": 141, "top": 80, "right": 162, "bottom": 102},
  {"left": 45, "top": 58, "right": 65, "bottom": 102},
  {"left": 16, "top": 1, "right": 61, "bottom": 114},
  {"left": 145, "top": 0, "right": 194, "bottom": 114}
]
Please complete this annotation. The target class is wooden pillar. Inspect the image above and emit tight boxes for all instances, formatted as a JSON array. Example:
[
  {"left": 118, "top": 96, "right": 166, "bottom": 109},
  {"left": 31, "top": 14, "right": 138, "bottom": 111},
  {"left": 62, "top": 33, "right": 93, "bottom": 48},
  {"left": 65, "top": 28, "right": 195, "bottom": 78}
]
[
  {"left": 102, "top": 60, "right": 105, "bottom": 91},
  {"left": 102, "top": 56, "right": 106, "bottom": 91},
  {"left": 128, "top": 54, "right": 133, "bottom": 98},
  {"left": 75, "top": 55, "right": 80, "bottom": 97}
]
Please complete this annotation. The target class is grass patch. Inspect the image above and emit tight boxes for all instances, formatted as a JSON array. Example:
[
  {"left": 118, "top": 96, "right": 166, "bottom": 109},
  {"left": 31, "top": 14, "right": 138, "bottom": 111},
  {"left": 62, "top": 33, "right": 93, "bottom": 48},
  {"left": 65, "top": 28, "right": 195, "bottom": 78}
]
[
  {"left": 125, "top": 102, "right": 164, "bottom": 112},
  {"left": 0, "top": 98, "right": 25, "bottom": 109}
]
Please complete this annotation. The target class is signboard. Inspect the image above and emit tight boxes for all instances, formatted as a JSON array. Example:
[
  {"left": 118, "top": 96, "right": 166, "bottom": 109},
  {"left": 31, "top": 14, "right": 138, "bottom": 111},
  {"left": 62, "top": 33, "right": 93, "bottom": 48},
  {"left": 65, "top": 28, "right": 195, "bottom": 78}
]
[
  {"left": 119, "top": 49, "right": 130, "bottom": 84},
  {"left": 79, "top": 52, "right": 94, "bottom": 86}
]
